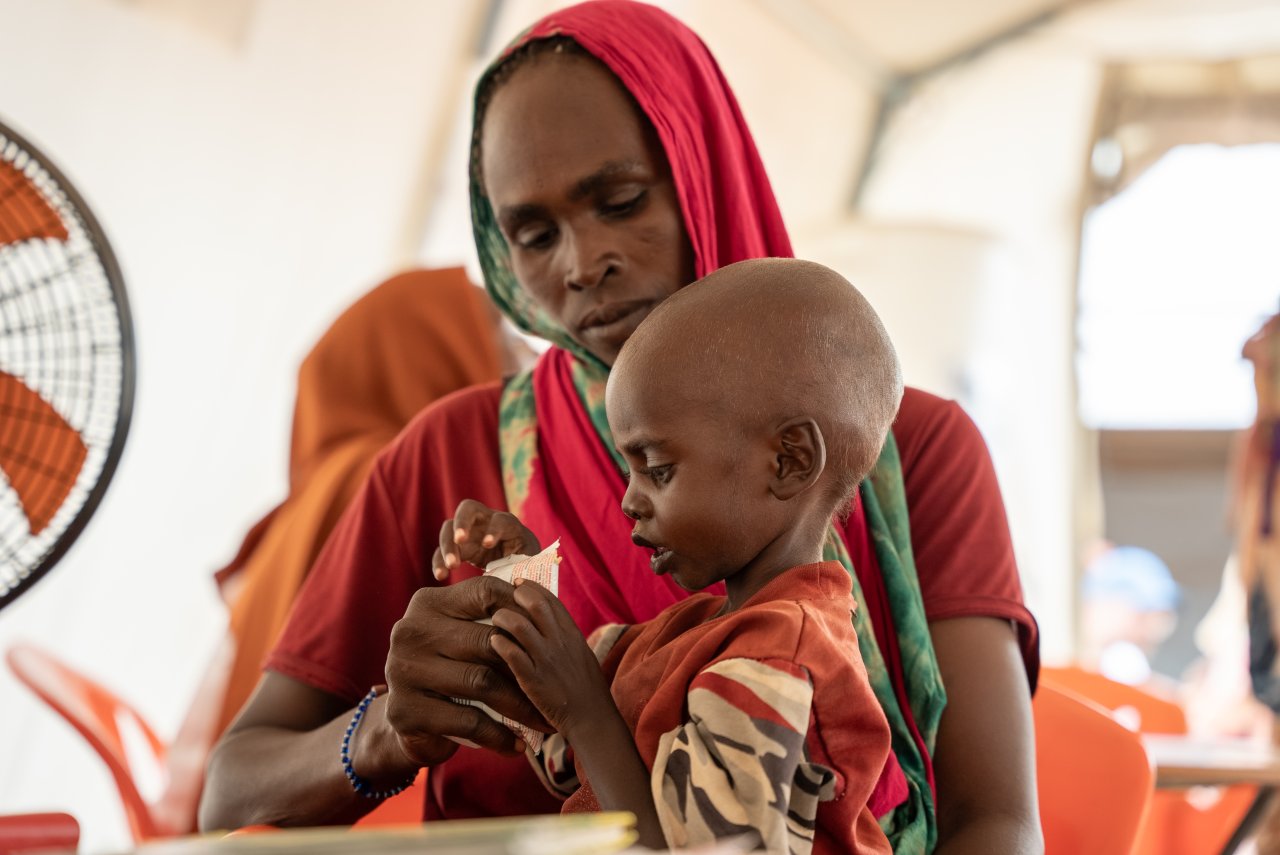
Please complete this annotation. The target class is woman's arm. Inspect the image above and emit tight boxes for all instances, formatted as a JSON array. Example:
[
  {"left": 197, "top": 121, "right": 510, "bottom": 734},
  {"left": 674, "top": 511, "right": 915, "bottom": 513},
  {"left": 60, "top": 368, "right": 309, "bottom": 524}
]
[
  {"left": 930, "top": 616, "right": 1043, "bottom": 855},
  {"left": 200, "top": 576, "right": 543, "bottom": 831},
  {"left": 200, "top": 672, "right": 412, "bottom": 830}
]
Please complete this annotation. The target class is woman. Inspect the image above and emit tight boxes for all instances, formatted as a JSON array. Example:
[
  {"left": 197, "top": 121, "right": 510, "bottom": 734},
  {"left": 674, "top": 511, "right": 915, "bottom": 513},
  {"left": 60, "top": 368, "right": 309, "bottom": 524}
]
[{"left": 201, "top": 3, "right": 1040, "bottom": 852}]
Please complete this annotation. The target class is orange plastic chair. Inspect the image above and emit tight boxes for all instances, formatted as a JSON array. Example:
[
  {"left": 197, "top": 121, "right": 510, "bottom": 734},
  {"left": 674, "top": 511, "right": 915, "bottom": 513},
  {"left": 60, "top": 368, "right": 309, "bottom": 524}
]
[
  {"left": 7, "top": 642, "right": 425, "bottom": 842},
  {"left": 0, "top": 812, "right": 80, "bottom": 854},
  {"left": 6, "top": 644, "right": 186, "bottom": 842},
  {"left": 1035, "top": 683, "right": 1154, "bottom": 855},
  {"left": 1042, "top": 665, "right": 1257, "bottom": 855}
]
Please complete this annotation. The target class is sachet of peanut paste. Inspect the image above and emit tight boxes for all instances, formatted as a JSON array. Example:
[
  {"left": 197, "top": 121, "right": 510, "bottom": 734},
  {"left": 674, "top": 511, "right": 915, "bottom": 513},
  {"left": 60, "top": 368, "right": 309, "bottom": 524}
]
[{"left": 450, "top": 539, "right": 561, "bottom": 753}]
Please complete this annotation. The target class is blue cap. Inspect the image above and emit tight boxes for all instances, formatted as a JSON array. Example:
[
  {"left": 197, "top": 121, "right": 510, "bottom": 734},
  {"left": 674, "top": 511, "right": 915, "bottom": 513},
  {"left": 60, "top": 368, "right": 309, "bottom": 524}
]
[{"left": 1082, "top": 545, "right": 1180, "bottom": 612}]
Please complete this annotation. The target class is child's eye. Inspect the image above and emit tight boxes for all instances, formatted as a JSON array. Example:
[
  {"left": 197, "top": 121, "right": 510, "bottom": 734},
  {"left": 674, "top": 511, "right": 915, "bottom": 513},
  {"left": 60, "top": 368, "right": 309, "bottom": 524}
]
[{"left": 647, "top": 465, "right": 673, "bottom": 485}]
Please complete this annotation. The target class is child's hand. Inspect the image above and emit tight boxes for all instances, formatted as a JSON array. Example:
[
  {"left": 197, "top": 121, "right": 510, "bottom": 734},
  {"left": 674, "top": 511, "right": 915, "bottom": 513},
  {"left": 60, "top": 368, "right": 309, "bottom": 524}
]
[
  {"left": 490, "top": 580, "right": 614, "bottom": 738},
  {"left": 433, "top": 499, "right": 541, "bottom": 581}
]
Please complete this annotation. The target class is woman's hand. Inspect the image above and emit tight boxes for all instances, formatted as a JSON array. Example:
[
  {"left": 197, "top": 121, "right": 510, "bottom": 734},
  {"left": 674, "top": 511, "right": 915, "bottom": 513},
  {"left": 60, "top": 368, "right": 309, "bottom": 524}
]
[
  {"left": 380, "top": 575, "right": 551, "bottom": 766},
  {"left": 489, "top": 580, "right": 615, "bottom": 738},
  {"left": 432, "top": 498, "right": 541, "bottom": 581}
]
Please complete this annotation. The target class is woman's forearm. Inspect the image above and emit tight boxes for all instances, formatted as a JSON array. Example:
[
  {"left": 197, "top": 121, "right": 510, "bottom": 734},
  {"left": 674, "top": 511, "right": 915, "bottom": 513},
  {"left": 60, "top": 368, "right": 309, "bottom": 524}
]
[
  {"left": 199, "top": 693, "right": 419, "bottom": 831},
  {"left": 934, "top": 811, "right": 1043, "bottom": 855}
]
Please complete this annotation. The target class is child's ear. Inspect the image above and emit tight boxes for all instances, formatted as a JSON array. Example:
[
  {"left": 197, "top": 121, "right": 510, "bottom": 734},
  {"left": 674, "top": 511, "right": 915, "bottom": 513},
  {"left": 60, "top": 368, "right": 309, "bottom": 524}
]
[{"left": 769, "top": 417, "right": 826, "bottom": 501}]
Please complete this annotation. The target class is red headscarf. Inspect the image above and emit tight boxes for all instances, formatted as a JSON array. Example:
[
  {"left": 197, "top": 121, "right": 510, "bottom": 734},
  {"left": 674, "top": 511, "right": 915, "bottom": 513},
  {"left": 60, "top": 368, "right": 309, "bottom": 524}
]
[{"left": 474, "top": 0, "right": 793, "bottom": 353}]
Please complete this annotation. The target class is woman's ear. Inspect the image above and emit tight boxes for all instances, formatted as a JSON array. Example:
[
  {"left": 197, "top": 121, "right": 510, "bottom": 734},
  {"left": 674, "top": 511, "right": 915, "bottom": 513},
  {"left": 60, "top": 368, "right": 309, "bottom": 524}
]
[{"left": 769, "top": 417, "right": 826, "bottom": 501}]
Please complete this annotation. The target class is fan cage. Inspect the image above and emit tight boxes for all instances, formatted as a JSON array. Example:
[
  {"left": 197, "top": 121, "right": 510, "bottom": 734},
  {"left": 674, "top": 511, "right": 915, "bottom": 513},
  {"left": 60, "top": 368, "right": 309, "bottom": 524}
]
[{"left": 0, "top": 120, "right": 135, "bottom": 608}]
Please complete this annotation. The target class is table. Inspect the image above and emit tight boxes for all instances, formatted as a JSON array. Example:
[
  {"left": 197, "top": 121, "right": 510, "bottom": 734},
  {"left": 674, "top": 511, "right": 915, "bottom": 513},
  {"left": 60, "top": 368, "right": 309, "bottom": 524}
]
[{"left": 1143, "top": 734, "right": 1280, "bottom": 855}]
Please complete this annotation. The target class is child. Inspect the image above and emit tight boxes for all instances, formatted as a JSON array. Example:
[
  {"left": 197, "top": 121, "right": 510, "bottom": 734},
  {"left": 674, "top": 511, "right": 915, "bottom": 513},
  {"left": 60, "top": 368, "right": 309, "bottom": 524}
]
[{"left": 446, "top": 258, "right": 901, "bottom": 854}]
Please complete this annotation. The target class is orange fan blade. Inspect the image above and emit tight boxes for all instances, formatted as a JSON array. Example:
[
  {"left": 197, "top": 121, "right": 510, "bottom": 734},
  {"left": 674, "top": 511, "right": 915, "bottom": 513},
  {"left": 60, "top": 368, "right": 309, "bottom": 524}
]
[
  {"left": 0, "top": 158, "right": 68, "bottom": 247},
  {"left": 0, "top": 370, "right": 87, "bottom": 534}
]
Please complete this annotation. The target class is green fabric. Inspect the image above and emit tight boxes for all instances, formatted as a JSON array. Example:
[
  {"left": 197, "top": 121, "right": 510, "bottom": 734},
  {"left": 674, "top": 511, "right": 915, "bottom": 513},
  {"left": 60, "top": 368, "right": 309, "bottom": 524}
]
[
  {"left": 498, "top": 359, "right": 622, "bottom": 520},
  {"left": 823, "top": 435, "right": 946, "bottom": 853}
]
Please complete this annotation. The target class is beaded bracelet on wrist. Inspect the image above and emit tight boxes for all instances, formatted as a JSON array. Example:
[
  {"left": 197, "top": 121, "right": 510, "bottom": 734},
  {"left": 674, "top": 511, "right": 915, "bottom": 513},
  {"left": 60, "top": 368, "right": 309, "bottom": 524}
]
[{"left": 341, "top": 686, "right": 416, "bottom": 799}]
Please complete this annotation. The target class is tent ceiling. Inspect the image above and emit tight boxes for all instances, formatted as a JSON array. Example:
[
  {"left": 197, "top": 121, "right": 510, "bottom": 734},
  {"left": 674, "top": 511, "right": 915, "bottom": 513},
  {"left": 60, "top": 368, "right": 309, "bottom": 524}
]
[{"left": 789, "top": 0, "right": 1079, "bottom": 77}]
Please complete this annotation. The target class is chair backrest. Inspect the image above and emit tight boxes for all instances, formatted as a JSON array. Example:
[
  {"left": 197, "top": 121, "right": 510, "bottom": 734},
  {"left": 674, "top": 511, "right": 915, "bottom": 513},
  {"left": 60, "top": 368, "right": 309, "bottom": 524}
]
[
  {"left": 1042, "top": 665, "right": 1258, "bottom": 855},
  {"left": 1041, "top": 666, "right": 1185, "bottom": 734},
  {"left": 1035, "top": 683, "right": 1154, "bottom": 855},
  {"left": 6, "top": 644, "right": 166, "bottom": 841}
]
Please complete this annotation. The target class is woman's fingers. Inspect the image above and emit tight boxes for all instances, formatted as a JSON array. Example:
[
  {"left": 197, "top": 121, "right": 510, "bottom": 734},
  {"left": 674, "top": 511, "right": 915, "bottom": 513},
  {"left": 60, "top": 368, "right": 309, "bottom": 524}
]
[
  {"left": 386, "top": 688, "right": 524, "bottom": 757},
  {"left": 388, "top": 580, "right": 550, "bottom": 734}
]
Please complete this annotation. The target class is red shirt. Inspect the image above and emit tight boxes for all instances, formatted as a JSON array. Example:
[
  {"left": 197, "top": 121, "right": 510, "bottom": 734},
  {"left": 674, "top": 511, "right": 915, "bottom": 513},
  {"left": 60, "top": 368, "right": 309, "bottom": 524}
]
[{"left": 268, "top": 383, "right": 1038, "bottom": 820}]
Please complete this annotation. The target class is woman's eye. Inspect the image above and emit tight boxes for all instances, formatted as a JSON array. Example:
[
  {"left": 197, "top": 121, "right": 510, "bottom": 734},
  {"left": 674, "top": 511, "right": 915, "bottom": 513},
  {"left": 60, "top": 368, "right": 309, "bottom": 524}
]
[
  {"left": 600, "top": 190, "right": 646, "bottom": 217},
  {"left": 515, "top": 224, "right": 556, "bottom": 250}
]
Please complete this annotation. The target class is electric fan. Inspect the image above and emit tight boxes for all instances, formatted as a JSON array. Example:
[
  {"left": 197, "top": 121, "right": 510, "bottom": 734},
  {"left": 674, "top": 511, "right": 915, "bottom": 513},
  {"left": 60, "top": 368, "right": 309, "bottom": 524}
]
[{"left": 0, "top": 119, "right": 135, "bottom": 609}]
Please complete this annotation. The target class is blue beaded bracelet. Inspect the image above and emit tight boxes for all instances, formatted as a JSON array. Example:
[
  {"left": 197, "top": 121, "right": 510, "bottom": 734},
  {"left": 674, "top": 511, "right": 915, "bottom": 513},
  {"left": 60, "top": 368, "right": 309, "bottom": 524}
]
[{"left": 341, "top": 686, "right": 416, "bottom": 799}]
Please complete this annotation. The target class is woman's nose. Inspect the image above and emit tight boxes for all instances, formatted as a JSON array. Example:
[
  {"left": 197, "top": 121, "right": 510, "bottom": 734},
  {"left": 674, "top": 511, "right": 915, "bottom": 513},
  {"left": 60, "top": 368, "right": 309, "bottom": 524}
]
[{"left": 561, "top": 224, "right": 619, "bottom": 291}]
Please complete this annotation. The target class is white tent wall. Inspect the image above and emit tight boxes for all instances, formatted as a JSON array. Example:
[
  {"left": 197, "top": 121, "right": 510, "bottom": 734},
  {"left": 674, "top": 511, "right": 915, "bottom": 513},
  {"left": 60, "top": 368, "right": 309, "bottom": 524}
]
[
  {"left": 0, "top": 1, "right": 486, "bottom": 849},
  {"left": 841, "top": 0, "right": 1280, "bottom": 664},
  {"left": 825, "top": 19, "right": 1104, "bottom": 665}
]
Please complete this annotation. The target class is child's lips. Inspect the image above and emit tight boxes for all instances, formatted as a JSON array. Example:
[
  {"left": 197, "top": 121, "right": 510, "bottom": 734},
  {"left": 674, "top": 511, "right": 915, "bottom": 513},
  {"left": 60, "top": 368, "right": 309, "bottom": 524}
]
[{"left": 631, "top": 534, "right": 672, "bottom": 575}]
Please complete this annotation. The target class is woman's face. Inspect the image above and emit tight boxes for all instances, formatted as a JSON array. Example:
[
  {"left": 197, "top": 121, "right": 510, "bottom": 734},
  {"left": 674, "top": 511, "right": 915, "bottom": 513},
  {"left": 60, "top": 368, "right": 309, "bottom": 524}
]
[{"left": 481, "top": 53, "right": 695, "bottom": 366}]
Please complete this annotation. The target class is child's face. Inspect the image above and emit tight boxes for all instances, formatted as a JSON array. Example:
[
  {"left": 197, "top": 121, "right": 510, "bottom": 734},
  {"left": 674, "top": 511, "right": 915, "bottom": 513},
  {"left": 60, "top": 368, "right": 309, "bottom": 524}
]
[{"left": 607, "top": 369, "right": 781, "bottom": 599}]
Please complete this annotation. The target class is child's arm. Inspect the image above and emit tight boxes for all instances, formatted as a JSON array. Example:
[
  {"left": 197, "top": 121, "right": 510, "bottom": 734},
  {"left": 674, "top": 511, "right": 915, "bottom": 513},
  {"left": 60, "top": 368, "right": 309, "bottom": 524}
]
[{"left": 491, "top": 582, "right": 667, "bottom": 850}]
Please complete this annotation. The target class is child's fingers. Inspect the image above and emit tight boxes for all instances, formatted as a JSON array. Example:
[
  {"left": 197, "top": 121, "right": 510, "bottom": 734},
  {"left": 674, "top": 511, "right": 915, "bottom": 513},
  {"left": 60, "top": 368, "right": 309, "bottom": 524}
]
[
  {"left": 486, "top": 512, "right": 540, "bottom": 556},
  {"left": 435, "top": 519, "right": 461, "bottom": 580},
  {"left": 431, "top": 547, "right": 449, "bottom": 581},
  {"left": 491, "top": 607, "right": 542, "bottom": 651},
  {"left": 490, "top": 632, "right": 534, "bottom": 678},
  {"left": 512, "top": 582, "right": 563, "bottom": 633},
  {"left": 451, "top": 499, "right": 493, "bottom": 549}
]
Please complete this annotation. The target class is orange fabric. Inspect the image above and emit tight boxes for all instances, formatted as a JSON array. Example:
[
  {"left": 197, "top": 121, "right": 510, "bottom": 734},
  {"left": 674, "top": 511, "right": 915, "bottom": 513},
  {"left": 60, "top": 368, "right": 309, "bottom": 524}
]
[
  {"left": 214, "top": 267, "right": 502, "bottom": 735},
  {"left": 1034, "top": 684, "right": 1153, "bottom": 855}
]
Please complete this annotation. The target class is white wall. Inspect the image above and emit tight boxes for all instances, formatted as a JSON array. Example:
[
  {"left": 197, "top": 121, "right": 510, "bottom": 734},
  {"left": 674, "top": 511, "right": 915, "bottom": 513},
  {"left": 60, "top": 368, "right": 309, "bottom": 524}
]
[
  {"left": 0, "top": 1, "right": 481, "bottom": 850},
  {"left": 811, "top": 0, "right": 1280, "bottom": 662}
]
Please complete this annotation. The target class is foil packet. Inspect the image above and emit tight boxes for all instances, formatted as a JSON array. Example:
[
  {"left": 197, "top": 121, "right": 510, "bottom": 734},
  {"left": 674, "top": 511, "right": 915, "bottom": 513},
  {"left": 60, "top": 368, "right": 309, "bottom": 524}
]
[{"left": 451, "top": 539, "right": 561, "bottom": 753}]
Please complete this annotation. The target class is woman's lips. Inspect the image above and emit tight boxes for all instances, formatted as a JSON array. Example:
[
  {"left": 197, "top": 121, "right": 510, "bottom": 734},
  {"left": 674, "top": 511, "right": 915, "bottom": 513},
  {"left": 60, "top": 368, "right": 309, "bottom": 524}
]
[{"left": 577, "top": 300, "right": 650, "bottom": 338}]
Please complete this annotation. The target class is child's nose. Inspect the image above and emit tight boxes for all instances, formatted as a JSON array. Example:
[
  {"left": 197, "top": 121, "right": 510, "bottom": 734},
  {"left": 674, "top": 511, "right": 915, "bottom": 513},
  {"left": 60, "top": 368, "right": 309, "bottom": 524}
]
[{"left": 621, "top": 483, "right": 648, "bottom": 521}]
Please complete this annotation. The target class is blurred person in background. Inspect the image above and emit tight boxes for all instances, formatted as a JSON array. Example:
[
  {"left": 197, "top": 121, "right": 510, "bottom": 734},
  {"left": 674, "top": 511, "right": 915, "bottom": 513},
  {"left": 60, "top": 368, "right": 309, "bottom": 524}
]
[{"left": 1080, "top": 543, "right": 1180, "bottom": 689}]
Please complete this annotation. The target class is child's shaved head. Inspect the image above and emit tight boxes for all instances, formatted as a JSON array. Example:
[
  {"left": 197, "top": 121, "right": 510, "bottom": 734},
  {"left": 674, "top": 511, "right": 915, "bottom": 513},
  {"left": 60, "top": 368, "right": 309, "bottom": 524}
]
[{"left": 611, "top": 258, "right": 902, "bottom": 508}]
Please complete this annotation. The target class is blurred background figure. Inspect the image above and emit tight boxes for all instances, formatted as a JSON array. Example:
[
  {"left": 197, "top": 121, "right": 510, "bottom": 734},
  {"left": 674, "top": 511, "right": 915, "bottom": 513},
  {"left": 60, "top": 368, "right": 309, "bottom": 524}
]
[
  {"left": 212, "top": 267, "right": 529, "bottom": 736},
  {"left": 1081, "top": 543, "right": 1181, "bottom": 688}
]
